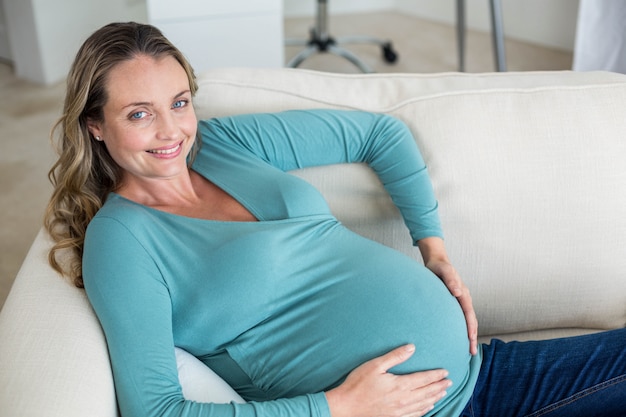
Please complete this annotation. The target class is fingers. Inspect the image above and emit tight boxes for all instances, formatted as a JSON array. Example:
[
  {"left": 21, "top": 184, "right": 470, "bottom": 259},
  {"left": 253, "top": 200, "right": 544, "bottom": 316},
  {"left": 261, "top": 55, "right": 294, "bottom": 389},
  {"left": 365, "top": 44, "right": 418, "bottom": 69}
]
[
  {"left": 358, "top": 344, "right": 451, "bottom": 395},
  {"left": 369, "top": 344, "right": 416, "bottom": 373},
  {"left": 459, "top": 292, "right": 479, "bottom": 355},
  {"left": 451, "top": 279, "right": 478, "bottom": 355},
  {"left": 327, "top": 345, "right": 451, "bottom": 417},
  {"left": 436, "top": 265, "right": 480, "bottom": 356},
  {"left": 403, "top": 368, "right": 451, "bottom": 391},
  {"left": 391, "top": 369, "right": 452, "bottom": 416}
]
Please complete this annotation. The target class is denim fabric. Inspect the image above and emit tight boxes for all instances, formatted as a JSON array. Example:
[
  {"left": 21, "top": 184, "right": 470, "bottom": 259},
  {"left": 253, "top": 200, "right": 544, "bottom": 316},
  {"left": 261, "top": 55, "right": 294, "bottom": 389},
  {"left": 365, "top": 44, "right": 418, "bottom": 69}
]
[{"left": 460, "top": 328, "right": 626, "bottom": 417}]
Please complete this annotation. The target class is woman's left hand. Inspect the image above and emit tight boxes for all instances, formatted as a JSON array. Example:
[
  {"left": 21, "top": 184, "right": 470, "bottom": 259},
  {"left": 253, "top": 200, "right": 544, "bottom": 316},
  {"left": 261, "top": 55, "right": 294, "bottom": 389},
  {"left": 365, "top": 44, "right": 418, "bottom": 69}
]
[
  {"left": 426, "top": 259, "right": 478, "bottom": 355},
  {"left": 418, "top": 238, "right": 478, "bottom": 356}
]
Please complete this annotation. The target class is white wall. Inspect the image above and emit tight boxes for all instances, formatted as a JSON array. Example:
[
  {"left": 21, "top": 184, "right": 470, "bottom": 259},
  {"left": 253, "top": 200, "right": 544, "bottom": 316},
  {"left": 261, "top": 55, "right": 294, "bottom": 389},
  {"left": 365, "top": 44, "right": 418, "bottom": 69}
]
[
  {"left": 285, "top": 0, "right": 580, "bottom": 51},
  {"left": 6, "top": 0, "right": 579, "bottom": 84},
  {"left": 284, "top": 0, "right": 396, "bottom": 17},
  {"left": 0, "top": 2, "right": 10, "bottom": 61},
  {"left": 4, "top": 0, "right": 133, "bottom": 84},
  {"left": 397, "top": 0, "right": 578, "bottom": 51},
  {"left": 127, "top": 0, "right": 149, "bottom": 22}
]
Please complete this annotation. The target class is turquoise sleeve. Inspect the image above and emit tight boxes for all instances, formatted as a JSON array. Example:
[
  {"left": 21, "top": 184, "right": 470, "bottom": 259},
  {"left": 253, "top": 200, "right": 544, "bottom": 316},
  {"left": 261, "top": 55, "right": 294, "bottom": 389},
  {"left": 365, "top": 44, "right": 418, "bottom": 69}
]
[
  {"left": 198, "top": 109, "right": 443, "bottom": 242},
  {"left": 83, "top": 217, "right": 331, "bottom": 417}
]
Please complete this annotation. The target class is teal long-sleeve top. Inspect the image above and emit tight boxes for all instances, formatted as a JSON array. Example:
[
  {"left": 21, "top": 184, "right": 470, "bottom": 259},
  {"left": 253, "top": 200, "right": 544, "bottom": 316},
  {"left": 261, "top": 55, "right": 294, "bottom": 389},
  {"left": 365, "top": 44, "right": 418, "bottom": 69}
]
[{"left": 83, "top": 109, "right": 482, "bottom": 417}]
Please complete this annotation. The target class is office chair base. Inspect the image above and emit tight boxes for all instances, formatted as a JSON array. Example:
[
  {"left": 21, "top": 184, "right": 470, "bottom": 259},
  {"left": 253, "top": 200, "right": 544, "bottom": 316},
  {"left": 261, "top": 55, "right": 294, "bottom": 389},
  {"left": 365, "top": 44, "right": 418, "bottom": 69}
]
[{"left": 286, "top": 29, "right": 398, "bottom": 73}]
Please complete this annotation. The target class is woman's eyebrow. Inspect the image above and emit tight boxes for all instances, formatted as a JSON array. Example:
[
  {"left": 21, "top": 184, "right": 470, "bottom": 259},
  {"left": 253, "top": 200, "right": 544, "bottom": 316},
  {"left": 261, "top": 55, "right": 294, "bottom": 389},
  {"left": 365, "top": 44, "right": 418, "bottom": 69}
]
[{"left": 122, "top": 90, "right": 191, "bottom": 110}]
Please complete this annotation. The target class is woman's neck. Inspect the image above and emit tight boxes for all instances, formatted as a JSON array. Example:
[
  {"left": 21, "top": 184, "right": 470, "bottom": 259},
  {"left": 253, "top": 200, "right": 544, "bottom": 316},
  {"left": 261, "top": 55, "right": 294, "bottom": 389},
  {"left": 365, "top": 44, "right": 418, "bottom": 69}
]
[{"left": 115, "top": 169, "right": 258, "bottom": 222}]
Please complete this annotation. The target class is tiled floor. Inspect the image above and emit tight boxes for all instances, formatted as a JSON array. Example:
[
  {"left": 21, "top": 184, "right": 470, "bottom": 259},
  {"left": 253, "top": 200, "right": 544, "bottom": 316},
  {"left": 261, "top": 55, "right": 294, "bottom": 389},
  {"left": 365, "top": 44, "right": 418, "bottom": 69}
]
[{"left": 0, "top": 11, "right": 573, "bottom": 309}]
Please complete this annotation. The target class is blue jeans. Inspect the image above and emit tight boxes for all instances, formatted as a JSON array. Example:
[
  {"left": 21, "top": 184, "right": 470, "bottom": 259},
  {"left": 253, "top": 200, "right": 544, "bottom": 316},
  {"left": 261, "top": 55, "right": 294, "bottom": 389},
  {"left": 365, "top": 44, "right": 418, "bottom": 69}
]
[{"left": 460, "top": 328, "right": 626, "bottom": 417}]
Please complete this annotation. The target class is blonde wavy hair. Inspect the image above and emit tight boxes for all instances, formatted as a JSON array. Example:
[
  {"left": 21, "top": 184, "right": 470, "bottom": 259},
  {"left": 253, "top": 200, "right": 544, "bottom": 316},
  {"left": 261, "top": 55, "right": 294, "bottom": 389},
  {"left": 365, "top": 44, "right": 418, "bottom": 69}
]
[{"left": 45, "top": 22, "right": 198, "bottom": 288}]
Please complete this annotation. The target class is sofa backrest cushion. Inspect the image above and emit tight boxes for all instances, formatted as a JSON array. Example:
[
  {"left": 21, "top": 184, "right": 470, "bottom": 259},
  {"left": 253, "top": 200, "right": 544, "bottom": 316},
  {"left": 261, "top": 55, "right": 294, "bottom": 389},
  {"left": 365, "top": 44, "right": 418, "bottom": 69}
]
[{"left": 193, "top": 68, "right": 626, "bottom": 337}]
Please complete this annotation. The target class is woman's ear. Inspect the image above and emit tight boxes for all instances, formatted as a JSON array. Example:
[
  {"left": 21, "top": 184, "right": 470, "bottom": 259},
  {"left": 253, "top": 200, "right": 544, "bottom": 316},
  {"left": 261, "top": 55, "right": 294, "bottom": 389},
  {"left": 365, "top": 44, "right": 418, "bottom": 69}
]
[{"left": 86, "top": 119, "right": 103, "bottom": 141}]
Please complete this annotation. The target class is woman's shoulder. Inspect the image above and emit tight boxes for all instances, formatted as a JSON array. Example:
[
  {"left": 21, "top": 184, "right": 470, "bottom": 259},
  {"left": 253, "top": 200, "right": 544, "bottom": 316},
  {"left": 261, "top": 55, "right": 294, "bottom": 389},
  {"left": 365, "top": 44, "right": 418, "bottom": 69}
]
[
  {"left": 96, "top": 193, "right": 151, "bottom": 220},
  {"left": 87, "top": 193, "right": 163, "bottom": 238},
  {"left": 83, "top": 194, "right": 174, "bottom": 272}
]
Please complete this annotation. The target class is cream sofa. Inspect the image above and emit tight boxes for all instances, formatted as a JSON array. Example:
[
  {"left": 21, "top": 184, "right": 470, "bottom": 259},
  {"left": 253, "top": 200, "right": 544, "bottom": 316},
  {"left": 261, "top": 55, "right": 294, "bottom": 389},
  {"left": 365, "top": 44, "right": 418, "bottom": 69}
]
[{"left": 1, "top": 68, "right": 625, "bottom": 417}]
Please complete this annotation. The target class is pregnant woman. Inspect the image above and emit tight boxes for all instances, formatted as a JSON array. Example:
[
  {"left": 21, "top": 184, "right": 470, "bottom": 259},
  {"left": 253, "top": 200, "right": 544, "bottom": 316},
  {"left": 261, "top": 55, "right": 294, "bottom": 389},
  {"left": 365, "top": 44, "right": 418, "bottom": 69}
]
[{"left": 45, "top": 22, "right": 626, "bottom": 417}]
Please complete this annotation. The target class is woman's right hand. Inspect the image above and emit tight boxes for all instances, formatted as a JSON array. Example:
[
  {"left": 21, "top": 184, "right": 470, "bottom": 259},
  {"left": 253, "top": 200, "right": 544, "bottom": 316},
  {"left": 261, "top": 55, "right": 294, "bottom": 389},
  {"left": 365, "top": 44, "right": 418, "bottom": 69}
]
[{"left": 325, "top": 344, "right": 451, "bottom": 417}]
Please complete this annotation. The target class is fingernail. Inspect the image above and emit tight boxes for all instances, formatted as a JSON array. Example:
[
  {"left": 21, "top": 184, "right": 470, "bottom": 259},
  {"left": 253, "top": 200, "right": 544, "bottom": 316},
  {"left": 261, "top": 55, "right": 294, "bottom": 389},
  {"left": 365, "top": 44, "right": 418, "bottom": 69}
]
[{"left": 405, "top": 344, "right": 415, "bottom": 352}]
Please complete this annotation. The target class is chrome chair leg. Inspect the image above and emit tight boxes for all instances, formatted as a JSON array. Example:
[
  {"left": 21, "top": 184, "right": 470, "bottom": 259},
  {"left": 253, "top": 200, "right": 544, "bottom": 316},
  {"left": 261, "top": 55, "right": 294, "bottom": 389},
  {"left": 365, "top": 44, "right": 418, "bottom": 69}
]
[
  {"left": 456, "top": 0, "right": 466, "bottom": 72},
  {"left": 286, "top": 45, "right": 319, "bottom": 69},
  {"left": 489, "top": 0, "right": 507, "bottom": 71},
  {"left": 328, "top": 44, "right": 375, "bottom": 73},
  {"left": 456, "top": 0, "right": 506, "bottom": 72}
]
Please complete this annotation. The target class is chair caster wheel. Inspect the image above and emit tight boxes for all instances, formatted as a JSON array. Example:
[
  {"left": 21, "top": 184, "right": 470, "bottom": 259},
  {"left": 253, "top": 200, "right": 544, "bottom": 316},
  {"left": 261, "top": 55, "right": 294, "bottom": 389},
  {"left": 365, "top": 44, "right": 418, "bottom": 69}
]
[{"left": 382, "top": 43, "right": 398, "bottom": 64}]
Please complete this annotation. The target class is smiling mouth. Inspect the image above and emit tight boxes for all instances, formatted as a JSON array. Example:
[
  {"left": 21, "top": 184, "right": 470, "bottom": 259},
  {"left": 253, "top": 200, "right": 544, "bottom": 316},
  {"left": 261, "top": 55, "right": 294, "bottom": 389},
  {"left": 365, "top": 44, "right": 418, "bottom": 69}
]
[{"left": 147, "top": 143, "right": 181, "bottom": 155}]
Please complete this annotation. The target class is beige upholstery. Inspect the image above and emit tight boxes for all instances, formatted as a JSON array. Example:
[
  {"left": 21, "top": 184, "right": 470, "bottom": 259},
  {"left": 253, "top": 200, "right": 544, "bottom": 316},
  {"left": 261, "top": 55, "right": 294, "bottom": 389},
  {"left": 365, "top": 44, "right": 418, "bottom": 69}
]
[{"left": 1, "top": 68, "right": 625, "bottom": 417}]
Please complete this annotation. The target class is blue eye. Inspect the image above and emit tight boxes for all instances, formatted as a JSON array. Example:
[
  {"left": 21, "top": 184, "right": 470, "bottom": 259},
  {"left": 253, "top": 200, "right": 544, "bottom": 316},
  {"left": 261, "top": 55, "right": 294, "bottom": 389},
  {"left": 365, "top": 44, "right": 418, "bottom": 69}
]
[
  {"left": 130, "top": 111, "right": 147, "bottom": 120},
  {"left": 173, "top": 99, "right": 188, "bottom": 109}
]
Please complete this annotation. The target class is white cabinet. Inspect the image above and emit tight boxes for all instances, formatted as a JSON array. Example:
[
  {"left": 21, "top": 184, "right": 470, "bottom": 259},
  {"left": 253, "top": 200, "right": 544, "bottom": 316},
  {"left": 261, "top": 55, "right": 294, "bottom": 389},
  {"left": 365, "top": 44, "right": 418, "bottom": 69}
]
[{"left": 146, "top": 0, "right": 284, "bottom": 73}]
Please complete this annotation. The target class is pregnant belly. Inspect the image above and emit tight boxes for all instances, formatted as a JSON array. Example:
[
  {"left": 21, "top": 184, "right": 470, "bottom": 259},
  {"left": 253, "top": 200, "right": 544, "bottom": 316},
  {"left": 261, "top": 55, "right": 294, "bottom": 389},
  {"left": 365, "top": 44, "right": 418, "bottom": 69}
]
[
  {"left": 323, "top": 239, "right": 470, "bottom": 381},
  {"left": 227, "top": 230, "right": 471, "bottom": 402}
]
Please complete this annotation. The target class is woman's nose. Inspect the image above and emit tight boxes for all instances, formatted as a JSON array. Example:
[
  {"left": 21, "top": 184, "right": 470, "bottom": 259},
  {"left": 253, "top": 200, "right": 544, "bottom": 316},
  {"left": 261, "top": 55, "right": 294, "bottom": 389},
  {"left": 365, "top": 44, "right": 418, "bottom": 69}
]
[{"left": 155, "top": 112, "right": 180, "bottom": 140}]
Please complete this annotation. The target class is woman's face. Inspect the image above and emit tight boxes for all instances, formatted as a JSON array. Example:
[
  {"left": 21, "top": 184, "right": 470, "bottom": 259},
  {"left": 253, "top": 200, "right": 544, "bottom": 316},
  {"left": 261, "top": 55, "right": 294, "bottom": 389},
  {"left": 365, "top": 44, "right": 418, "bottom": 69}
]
[{"left": 88, "top": 54, "right": 197, "bottom": 186}]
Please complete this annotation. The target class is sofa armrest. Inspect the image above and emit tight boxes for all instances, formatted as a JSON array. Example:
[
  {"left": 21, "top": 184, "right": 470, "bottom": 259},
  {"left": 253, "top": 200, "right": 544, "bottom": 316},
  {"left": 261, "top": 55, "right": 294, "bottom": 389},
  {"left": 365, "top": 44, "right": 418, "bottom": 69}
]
[
  {"left": 0, "top": 229, "right": 118, "bottom": 417},
  {"left": 0, "top": 230, "right": 246, "bottom": 417}
]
